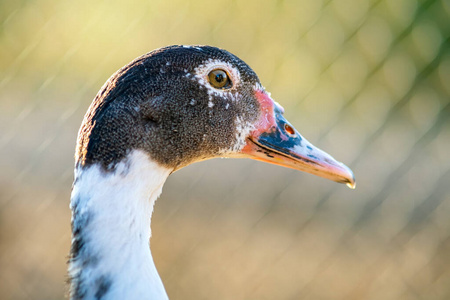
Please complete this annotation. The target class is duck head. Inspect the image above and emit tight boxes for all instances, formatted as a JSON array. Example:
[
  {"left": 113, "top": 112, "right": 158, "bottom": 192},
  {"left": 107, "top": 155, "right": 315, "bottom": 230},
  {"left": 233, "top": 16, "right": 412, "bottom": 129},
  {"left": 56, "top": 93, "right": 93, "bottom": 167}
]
[{"left": 76, "top": 45, "right": 355, "bottom": 188}]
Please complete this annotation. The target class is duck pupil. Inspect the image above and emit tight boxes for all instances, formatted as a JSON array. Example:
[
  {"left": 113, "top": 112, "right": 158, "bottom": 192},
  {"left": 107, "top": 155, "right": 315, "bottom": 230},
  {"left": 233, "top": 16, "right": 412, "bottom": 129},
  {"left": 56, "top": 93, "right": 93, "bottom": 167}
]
[{"left": 215, "top": 73, "right": 224, "bottom": 82}]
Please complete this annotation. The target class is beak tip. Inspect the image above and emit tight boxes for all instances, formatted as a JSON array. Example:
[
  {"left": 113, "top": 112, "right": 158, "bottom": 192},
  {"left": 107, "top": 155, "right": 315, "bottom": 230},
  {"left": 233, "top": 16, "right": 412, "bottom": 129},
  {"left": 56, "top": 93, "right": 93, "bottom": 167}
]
[
  {"left": 346, "top": 181, "right": 356, "bottom": 190},
  {"left": 344, "top": 169, "right": 356, "bottom": 190}
]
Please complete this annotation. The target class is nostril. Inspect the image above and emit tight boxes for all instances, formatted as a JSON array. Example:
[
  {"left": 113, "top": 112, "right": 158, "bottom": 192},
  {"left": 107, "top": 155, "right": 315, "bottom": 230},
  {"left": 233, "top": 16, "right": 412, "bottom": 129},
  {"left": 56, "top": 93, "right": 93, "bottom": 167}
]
[{"left": 284, "top": 123, "right": 295, "bottom": 136}]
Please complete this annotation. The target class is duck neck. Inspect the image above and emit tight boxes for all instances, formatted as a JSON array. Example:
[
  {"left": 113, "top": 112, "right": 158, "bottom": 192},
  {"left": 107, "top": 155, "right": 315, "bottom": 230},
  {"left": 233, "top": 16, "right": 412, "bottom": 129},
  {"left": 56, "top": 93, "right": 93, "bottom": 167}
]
[{"left": 69, "top": 150, "right": 172, "bottom": 300}]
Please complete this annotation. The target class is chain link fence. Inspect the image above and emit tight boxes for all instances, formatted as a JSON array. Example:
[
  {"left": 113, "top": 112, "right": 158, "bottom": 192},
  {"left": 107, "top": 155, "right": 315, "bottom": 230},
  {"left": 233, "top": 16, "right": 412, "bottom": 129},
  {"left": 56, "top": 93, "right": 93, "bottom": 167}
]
[{"left": 1, "top": 0, "right": 449, "bottom": 299}]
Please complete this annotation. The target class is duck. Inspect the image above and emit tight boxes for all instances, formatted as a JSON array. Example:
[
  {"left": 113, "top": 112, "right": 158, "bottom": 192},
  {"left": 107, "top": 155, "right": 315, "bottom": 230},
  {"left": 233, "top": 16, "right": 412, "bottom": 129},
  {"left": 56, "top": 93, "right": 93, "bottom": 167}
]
[{"left": 69, "top": 45, "right": 355, "bottom": 300}]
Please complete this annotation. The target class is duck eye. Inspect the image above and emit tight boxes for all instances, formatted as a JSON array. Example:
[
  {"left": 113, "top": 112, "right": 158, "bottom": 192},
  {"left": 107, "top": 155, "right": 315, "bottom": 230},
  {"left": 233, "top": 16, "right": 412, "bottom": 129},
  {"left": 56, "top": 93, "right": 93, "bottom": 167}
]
[
  {"left": 208, "top": 69, "right": 232, "bottom": 89},
  {"left": 284, "top": 123, "right": 295, "bottom": 136}
]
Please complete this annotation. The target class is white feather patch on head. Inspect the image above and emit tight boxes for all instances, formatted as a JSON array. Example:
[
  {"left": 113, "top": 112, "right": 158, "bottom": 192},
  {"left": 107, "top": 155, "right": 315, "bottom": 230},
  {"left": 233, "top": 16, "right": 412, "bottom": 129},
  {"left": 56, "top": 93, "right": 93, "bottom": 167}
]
[
  {"left": 253, "top": 82, "right": 265, "bottom": 93},
  {"left": 192, "top": 59, "right": 242, "bottom": 104},
  {"left": 219, "top": 115, "right": 255, "bottom": 154}
]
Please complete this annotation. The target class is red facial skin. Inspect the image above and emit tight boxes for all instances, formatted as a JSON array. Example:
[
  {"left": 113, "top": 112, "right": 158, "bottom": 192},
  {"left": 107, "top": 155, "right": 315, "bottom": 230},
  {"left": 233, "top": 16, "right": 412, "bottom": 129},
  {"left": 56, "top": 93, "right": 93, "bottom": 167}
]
[
  {"left": 245, "top": 89, "right": 281, "bottom": 140},
  {"left": 241, "top": 88, "right": 288, "bottom": 162}
]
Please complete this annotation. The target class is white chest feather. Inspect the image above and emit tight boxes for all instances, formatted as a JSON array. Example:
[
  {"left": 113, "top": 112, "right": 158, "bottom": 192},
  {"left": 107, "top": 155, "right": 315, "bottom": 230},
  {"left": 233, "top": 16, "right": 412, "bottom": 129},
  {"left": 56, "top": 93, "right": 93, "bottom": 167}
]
[{"left": 69, "top": 150, "right": 172, "bottom": 300}]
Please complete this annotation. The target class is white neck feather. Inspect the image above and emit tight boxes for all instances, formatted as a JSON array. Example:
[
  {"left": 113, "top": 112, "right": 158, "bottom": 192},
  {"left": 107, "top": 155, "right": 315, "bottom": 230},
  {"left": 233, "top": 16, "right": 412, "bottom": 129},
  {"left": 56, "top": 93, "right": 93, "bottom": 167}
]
[{"left": 69, "top": 150, "right": 172, "bottom": 300}]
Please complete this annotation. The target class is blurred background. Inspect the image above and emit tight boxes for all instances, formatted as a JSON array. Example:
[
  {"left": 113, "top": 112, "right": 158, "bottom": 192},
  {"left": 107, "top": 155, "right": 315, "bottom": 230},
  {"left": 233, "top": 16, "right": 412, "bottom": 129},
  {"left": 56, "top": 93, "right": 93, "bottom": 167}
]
[{"left": 1, "top": 0, "right": 449, "bottom": 299}]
